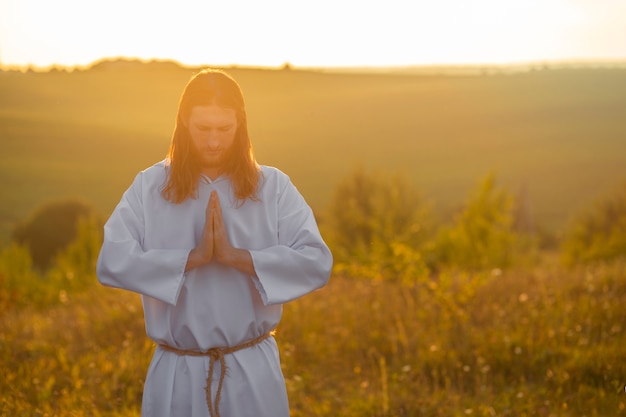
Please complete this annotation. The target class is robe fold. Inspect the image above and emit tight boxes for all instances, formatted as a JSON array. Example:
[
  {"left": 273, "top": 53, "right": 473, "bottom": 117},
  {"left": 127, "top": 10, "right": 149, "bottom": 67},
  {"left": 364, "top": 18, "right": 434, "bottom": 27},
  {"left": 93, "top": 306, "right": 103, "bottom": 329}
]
[{"left": 96, "top": 161, "right": 332, "bottom": 417}]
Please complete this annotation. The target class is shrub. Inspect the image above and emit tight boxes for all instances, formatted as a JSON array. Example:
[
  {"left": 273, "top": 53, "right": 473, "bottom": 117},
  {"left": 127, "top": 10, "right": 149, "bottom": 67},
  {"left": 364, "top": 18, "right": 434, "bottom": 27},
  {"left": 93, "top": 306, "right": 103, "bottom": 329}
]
[
  {"left": 324, "top": 167, "right": 433, "bottom": 281},
  {"left": 47, "top": 214, "right": 103, "bottom": 293},
  {"left": 11, "top": 199, "right": 99, "bottom": 270},
  {"left": 561, "top": 181, "right": 626, "bottom": 265},
  {"left": 432, "top": 173, "right": 517, "bottom": 271},
  {"left": 0, "top": 243, "right": 44, "bottom": 310},
  {"left": 0, "top": 214, "right": 103, "bottom": 312}
]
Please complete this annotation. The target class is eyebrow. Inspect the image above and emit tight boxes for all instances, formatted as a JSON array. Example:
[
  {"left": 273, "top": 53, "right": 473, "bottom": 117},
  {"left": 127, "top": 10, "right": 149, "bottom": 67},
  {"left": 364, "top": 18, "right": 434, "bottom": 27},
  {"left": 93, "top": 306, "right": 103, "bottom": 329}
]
[{"left": 195, "top": 121, "right": 235, "bottom": 128}]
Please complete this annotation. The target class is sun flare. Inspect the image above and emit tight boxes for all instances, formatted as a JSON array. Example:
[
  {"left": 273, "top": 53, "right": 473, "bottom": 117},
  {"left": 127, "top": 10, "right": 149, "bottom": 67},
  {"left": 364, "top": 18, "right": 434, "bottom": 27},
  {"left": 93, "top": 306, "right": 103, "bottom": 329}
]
[{"left": 1, "top": 0, "right": 625, "bottom": 68}]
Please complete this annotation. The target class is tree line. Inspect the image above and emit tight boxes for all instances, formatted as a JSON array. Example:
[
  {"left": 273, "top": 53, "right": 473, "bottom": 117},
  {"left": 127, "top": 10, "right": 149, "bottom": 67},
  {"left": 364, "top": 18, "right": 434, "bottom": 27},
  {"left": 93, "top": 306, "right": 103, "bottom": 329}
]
[{"left": 6, "top": 168, "right": 626, "bottom": 279}]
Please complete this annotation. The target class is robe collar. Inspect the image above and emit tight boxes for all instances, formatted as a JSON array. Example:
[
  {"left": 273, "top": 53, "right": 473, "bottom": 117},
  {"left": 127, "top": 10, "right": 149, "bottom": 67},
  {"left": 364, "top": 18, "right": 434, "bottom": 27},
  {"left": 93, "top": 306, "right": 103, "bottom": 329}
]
[{"left": 200, "top": 174, "right": 228, "bottom": 185}]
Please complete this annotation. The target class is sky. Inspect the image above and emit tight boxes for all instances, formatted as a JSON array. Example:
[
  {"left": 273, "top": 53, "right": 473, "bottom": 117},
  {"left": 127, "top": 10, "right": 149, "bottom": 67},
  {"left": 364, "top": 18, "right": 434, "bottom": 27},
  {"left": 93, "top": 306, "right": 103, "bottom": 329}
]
[{"left": 1, "top": 0, "right": 625, "bottom": 69}]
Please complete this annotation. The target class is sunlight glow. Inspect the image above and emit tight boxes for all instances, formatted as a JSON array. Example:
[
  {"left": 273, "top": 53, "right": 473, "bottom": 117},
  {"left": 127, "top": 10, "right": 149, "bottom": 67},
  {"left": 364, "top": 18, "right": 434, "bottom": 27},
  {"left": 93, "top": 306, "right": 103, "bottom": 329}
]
[{"left": 1, "top": 0, "right": 625, "bottom": 68}]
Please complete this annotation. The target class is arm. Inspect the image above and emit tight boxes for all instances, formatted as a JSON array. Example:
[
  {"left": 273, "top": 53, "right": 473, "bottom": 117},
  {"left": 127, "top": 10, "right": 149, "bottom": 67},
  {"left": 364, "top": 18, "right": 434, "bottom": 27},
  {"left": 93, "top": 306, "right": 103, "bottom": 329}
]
[
  {"left": 249, "top": 178, "right": 333, "bottom": 305},
  {"left": 184, "top": 173, "right": 332, "bottom": 305},
  {"left": 96, "top": 172, "right": 189, "bottom": 305}
]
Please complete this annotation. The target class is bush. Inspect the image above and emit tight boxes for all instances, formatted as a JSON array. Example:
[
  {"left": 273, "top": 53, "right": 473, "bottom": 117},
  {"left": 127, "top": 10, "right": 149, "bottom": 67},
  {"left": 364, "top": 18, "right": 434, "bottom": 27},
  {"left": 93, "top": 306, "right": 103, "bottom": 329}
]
[
  {"left": 324, "top": 167, "right": 433, "bottom": 281},
  {"left": 432, "top": 173, "right": 517, "bottom": 271},
  {"left": 11, "top": 199, "right": 99, "bottom": 270},
  {"left": 0, "top": 243, "right": 43, "bottom": 311},
  {"left": 0, "top": 214, "right": 103, "bottom": 312},
  {"left": 47, "top": 214, "right": 103, "bottom": 293},
  {"left": 561, "top": 181, "right": 626, "bottom": 265}
]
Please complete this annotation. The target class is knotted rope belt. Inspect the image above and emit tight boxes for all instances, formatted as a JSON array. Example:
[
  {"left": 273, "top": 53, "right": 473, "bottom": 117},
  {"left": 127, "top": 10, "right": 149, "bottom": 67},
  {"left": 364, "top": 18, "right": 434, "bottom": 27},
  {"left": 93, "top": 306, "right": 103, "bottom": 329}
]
[{"left": 159, "top": 330, "right": 275, "bottom": 417}]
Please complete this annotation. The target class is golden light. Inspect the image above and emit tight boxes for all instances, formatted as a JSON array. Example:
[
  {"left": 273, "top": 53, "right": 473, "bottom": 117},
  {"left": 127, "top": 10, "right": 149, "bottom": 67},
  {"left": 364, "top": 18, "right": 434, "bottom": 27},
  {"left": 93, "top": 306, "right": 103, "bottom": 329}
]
[{"left": 0, "top": 0, "right": 624, "bottom": 68}]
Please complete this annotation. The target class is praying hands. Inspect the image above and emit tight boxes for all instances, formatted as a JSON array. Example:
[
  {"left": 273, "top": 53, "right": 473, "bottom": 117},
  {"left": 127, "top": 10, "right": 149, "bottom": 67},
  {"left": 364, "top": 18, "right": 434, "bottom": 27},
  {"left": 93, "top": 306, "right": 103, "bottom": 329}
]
[{"left": 186, "top": 190, "right": 256, "bottom": 276}]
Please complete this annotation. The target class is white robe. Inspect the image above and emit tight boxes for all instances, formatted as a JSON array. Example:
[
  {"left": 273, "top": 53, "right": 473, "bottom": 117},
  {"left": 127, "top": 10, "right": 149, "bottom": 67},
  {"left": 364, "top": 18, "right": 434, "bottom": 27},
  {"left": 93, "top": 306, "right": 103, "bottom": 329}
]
[{"left": 96, "top": 161, "right": 333, "bottom": 417}]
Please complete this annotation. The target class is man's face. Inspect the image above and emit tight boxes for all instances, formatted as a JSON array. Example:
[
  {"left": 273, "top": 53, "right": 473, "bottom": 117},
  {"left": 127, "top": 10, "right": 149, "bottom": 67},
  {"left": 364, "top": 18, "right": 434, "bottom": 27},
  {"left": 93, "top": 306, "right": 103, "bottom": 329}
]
[{"left": 187, "top": 105, "right": 238, "bottom": 177}]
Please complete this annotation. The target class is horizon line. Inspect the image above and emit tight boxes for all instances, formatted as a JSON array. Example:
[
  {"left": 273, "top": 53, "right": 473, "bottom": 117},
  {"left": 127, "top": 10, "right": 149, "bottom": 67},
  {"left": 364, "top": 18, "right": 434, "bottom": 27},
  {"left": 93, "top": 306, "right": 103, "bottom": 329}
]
[{"left": 2, "top": 55, "right": 626, "bottom": 73}]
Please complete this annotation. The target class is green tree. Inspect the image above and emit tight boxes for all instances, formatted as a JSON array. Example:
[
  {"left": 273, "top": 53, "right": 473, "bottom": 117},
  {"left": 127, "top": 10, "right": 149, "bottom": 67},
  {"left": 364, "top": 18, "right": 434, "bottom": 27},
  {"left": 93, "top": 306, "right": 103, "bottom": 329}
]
[
  {"left": 11, "top": 199, "right": 99, "bottom": 270},
  {"left": 432, "top": 173, "right": 516, "bottom": 271},
  {"left": 325, "top": 167, "right": 432, "bottom": 281},
  {"left": 0, "top": 243, "right": 43, "bottom": 310},
  {"left": 47, "top": 214, "right": 103, "bottom": 292},
  {"left": 562, "top": 181, "right": 626, "bottom": 265}
]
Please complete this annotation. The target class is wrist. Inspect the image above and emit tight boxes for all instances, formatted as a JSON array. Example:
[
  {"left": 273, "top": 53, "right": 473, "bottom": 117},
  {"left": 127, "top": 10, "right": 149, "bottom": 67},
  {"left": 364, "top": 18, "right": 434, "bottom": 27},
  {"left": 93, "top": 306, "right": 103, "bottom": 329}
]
[
  {"left": 216, "top": 245, "right": 236, "bottom": 266},
  {"left": 186, "top": 247, "right": 211, "bottom": 271}
]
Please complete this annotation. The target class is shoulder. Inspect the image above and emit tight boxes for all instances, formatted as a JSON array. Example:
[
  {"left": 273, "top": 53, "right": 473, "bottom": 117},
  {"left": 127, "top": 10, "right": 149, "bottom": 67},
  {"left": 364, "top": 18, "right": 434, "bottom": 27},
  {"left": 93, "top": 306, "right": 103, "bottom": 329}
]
[
  {"left": 140, "top": 160, "right": 168, "bottom": 180},
  {"left": 257, "top": 165, "right": 309, "bottom": 206},
  {"left": 137, "top": 160, "right": 168, "bottom": 182},
  {"left": 260, "top": 165, "right": 288, "bottom": 179},
  {"left": 127, "top": 160, "right": 168, "bottom": 193},
  {"left": 259, "top": 165, "right": 292, "bottom": 191}
]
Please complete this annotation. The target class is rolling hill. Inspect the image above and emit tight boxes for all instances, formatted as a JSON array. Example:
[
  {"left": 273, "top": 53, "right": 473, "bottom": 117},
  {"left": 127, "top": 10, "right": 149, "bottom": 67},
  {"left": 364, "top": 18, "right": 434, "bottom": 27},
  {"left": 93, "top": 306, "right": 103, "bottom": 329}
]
[{"left": 1, "top": 60, "right": 625, "bottom": 243}]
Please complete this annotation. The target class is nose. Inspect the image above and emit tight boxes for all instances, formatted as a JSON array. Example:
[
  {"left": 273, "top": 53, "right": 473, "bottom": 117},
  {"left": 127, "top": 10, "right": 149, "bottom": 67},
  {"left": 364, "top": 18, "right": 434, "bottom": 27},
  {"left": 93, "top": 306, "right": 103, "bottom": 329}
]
[{"left": 206, "top": 130, "right": 220, "bottom": 149}]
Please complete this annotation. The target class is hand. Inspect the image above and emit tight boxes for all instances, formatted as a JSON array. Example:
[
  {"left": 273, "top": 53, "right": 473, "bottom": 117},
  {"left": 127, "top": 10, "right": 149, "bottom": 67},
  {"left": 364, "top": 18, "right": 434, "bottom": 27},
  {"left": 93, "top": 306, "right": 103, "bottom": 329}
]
[
  {"left": 185, "top": 190, "right": 257, "bottom": 276},
  {"left": 185, "top": 191, "right": 218, "bottom": 271},
  {"left": 211, "top": 190, "right": 235, "bottom": 264}
]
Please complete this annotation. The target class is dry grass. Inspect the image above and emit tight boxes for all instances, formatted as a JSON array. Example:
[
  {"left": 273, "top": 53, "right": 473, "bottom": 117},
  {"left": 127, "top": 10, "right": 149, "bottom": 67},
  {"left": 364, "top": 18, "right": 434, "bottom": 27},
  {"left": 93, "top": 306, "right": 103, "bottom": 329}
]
[
  {"left": 2, "top": 61, "right": 626, "bottom": 416},
  {"left": 2, "top": 256, "right": 625, "bottom": 416}
]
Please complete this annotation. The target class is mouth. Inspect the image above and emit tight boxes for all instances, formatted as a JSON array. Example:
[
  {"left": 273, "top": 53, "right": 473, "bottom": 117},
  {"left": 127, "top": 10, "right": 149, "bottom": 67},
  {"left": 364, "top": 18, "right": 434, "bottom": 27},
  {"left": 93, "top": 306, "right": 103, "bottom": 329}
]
[{"left": 205, "top": 149, "right": 221, "bottom": 157}]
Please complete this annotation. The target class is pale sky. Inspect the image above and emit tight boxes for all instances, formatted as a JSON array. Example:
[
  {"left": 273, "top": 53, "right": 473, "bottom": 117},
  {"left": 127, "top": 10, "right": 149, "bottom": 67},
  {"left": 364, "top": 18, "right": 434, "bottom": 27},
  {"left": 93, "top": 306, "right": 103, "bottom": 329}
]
[{"left": 1, "top": 0, "right": 625, "bottom": 68}]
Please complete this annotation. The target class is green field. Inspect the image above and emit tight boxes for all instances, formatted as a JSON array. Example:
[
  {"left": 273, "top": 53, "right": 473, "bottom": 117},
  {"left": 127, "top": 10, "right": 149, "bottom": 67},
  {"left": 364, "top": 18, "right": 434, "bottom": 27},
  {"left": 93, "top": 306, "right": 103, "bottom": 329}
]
[
  {"left": 1, "top": 61, "right": 626, "bottom": 243},
  {"left": 2, "top": 243, "right": 625, "bottom": 416},
  {"left": 2, "top": 60, "right": 626, "bottom": 416}
]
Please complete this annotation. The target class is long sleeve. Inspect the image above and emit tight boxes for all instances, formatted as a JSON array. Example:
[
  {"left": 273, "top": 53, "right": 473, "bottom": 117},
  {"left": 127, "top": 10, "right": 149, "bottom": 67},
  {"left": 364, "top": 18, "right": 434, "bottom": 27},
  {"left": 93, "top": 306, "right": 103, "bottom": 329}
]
[
  {"left": 95, "top": 163, "right": 328, "bottom": 417},
  {"left": 249, "top": 177, "right": 332, "bottom": 305},
  {"left": 96, "top": 172, "right": 189, "bottom": 305}
]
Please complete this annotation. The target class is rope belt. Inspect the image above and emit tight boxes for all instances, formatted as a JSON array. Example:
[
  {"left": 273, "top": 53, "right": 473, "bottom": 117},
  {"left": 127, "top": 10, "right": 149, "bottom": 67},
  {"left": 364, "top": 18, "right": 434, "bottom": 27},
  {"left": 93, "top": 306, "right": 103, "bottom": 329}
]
[{"left": 159, "top": 330, "right": 275, "bottom": 417}]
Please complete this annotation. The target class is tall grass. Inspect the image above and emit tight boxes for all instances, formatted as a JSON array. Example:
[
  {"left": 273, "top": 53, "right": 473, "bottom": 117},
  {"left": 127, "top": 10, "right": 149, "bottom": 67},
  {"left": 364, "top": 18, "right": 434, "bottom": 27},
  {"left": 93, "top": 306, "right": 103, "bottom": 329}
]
[
  {"left": 2, "top": 62, "right": 626, "bottom": 415},
  {"left": 0, "top": 286, "right": 150, "bottom": 416},
  {"left": 2, "top": 247, "right": 625, "bottom": 416},
  {"left": 280, "top": 261, "right": 626, "bottom": 416}
]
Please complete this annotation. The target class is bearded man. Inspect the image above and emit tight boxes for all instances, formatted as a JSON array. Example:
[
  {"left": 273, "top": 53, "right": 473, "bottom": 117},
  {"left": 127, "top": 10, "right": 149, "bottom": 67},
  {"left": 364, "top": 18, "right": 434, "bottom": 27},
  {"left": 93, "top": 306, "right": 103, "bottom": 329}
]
[{"left": 97, "top": 69, "right": 332, "bottom": 417}]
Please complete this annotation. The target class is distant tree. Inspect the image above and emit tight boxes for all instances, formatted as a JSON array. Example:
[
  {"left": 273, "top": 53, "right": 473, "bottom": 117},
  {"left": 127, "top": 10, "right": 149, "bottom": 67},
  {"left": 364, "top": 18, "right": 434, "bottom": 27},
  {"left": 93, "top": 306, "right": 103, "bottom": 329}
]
[
  {"left": 324, "top": 167, "right": 433, "bottom": 280},
  {"left": 562, "top": 181, "right": 626, "bottom": 265},
  {"left": 432, "top": 173, "right": 516, "bottom": 271},
  {"left": 11, "top": 199, "right": 100, "bottom": 270},
  {"left": 47, "top": 214, "right": 103, "bottom": 292}
]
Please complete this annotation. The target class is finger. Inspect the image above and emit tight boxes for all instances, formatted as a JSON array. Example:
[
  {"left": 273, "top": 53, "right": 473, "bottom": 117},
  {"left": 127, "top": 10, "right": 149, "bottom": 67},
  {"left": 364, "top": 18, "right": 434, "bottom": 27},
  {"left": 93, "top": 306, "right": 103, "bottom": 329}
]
[
  {"left": 202, "top": 192, "right": 215, "bottom": 250},
  {"left": 213, "top": 200, "right": 223, "bottom": 233},
  {"left": 209, "top": 191, "right": 220, "bottom": 218},
  {"left": 212, "top": 195, "right": 228, "bottom": 244},
  {"left": 206, "top": 191, "right": 215, "bottom": 218},
  {"left": 215, "top": 191, "right": 224, "bottom": 219}
]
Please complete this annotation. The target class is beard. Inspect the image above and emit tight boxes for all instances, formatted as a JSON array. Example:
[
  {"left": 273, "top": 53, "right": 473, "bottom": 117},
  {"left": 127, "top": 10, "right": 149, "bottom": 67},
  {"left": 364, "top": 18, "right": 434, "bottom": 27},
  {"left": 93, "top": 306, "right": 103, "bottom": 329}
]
[{"left": 193, "top": 143, "right": 236, "bottom": 176}]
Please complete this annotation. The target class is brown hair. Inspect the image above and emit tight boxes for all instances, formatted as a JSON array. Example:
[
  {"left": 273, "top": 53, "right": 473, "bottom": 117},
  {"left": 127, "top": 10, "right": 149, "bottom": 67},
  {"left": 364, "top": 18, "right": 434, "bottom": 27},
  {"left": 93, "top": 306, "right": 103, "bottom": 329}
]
[{"left": 161, "top": 69, "right": 261, "bottom": 203}]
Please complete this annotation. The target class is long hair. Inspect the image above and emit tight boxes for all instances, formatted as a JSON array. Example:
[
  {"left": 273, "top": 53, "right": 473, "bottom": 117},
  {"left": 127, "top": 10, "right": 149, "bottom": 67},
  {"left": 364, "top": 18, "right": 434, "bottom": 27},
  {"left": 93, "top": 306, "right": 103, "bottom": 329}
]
[{"left": 161, "top": 69, "right": 261, "bottom": 204}]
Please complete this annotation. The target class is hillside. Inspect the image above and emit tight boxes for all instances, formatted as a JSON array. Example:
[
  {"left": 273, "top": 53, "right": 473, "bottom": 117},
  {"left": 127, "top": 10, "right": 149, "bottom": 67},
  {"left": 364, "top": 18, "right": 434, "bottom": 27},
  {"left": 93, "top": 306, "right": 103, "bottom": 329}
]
[{"left": 1, "top": 60, "right": 626, "bottom": 242}]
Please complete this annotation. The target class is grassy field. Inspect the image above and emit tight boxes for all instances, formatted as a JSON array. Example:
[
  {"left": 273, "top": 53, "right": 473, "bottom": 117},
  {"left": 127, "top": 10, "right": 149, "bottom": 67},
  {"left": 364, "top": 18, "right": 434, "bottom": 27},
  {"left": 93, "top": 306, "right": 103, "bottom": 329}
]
[
  {"left": 1, "top": 60, "right": 626, "bottom": 415},
  {"left": 2, "top": 245, "right": 625, "bottom": 416},
  {"left": 1, "top": 61, "right": 626, "bottom": 243}
]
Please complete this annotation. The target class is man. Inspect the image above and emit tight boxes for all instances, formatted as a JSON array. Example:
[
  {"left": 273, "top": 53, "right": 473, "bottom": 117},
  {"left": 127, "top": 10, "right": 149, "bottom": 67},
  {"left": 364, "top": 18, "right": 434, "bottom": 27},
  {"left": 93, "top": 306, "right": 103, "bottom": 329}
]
[{"left": 96, "top": 69, "right": 333, "bottom": 417}]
